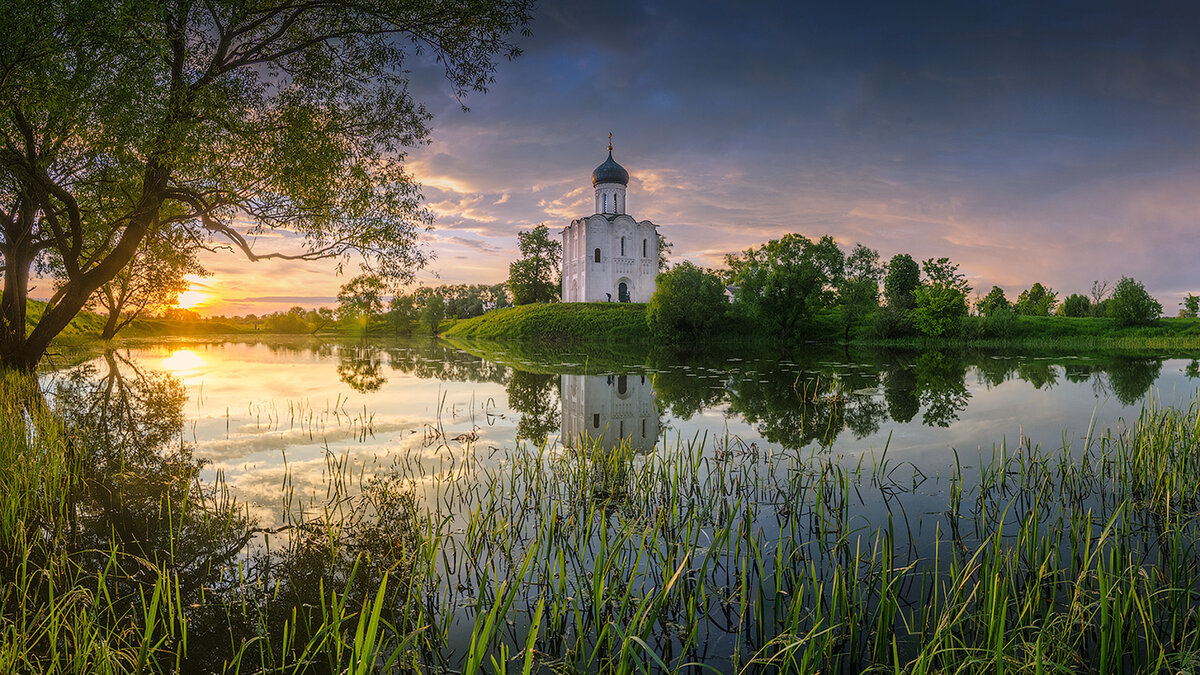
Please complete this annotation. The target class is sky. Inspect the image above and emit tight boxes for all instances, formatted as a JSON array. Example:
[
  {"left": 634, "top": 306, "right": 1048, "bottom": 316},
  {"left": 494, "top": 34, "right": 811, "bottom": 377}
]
[{"left": 191, "top": 0, "right": 1200, "bottom": 317}]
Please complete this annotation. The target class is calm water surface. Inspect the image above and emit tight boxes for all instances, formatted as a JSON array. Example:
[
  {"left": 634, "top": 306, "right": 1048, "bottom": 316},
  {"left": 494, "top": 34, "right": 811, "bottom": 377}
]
[{"left": 60, "top": 337, "right": 1200, "bottom": 517}]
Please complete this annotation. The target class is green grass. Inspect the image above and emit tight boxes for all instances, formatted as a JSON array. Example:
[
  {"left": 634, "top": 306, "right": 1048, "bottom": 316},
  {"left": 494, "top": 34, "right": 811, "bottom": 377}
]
[{"left": 443, "top": 302, "right": 651, "bottom": 342}]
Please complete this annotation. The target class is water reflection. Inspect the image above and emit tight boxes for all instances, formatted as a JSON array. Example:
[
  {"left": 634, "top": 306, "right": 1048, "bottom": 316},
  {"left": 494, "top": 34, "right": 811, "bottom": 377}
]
[
  {"left": 40, "top": 354, "right": 428, "bottom": 671},
  {"left": 507, "top": 370, "right": 559, "bottom": 444},
  {"left": 104, "top": 340, "right": 1196, "bottom": 466},
  {"left": 560, "top": 374, "right": 659, "bottom": 451}
]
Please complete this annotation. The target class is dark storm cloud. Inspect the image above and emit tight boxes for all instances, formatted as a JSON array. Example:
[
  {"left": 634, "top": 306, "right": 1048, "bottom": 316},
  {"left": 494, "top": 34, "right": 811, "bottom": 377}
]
[{"left": 399, "top": 0, "right": 1200, "bottom": 305}]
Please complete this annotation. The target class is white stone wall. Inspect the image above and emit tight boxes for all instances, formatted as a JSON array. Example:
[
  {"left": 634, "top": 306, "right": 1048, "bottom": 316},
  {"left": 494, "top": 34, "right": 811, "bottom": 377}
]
[
  {"left": 560, "top": 373, "right": 658, "bottom": 453},
  {"left": 560, "top": 214, "right": 659, "bottom": 303}
]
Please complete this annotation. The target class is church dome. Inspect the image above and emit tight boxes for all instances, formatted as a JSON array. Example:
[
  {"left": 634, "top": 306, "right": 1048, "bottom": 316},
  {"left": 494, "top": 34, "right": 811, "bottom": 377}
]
[{"left": 591, "top": 150, "right": 629, "bottom": 186}]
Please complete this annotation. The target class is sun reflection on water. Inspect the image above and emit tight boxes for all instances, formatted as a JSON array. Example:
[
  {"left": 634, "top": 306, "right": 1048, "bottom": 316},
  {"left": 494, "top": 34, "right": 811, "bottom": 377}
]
[{"left": 160, "top": 348, "right": 206, "bottom": 373}]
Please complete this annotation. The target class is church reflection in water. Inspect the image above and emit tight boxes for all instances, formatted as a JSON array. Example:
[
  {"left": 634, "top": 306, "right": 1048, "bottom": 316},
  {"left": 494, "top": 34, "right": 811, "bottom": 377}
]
[{"left": 560, "top": 374, "right": 659, "bottom": 452}]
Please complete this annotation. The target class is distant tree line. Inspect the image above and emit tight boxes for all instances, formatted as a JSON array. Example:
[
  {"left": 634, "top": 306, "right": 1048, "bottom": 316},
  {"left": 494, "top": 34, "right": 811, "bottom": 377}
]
[
  {"left": 642, "top": 232, "right": 1177, "bottom": 343},
  {"left": 148, "top": 280, "right": 511, "bottom": 336}
]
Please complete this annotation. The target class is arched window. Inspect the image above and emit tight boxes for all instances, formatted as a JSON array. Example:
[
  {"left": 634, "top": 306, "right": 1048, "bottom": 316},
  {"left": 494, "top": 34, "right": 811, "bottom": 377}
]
[
  {"left": 593, "top": 413, "right": 600, "bottom": 428},
  {"left": 602, "top": 194, "right": 607, "bottom": 212},
  {"left": 642, "top": 239, "right": 647, "bottom": 257},
  {"left": 620, "top": 237, "right": 625, "bottom": 256},
  {"left": 594, "top": 248, "right": 601, "bottom": 263}
]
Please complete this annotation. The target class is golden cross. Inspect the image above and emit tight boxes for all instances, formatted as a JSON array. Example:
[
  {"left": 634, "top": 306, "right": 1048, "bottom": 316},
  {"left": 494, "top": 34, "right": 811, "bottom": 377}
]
[{"left": 608, "top": 132, "right": 613, "bottom": 152}]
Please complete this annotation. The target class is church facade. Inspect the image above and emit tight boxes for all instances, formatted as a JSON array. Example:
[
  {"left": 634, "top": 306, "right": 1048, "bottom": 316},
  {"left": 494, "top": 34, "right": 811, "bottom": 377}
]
[{"left": 560, "top": 145, "right": 659, "bottom": 303}]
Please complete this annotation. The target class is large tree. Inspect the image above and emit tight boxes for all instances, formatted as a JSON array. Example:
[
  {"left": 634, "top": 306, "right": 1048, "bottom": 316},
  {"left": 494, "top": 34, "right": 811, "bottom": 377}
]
[
  {"left": 1108, "top": 276, "right": 1162, "bottom": 326},
  {"left": 0, "top": 0, "right": 532, "bottom": 370},
  {"left": 507, "top": 223, "right": 561, "bottom": 305},
  {"left": 725, "top": 233, "right": 843, "bottom": 340},
  {"left": 975, "top": 286, "right": 1010, "bottom": 317},
  {"left": 1014, "top": 282, "right": 1058, "bottom": 316},
  {"left": 336, "top": 274, "right": 386, "bottom": 334}
]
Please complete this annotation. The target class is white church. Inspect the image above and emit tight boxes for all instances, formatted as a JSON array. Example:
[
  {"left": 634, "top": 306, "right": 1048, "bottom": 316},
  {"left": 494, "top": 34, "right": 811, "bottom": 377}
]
[{"left": 560, "top": 142, "right": 660, "bottom": 303}]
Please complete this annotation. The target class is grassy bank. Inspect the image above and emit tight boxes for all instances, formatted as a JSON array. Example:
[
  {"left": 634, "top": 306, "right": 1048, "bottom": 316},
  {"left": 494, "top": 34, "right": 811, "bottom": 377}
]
[
  {"left": 7, "top": 359, "right": 1200, "bottom": 671},
  {"left": 443, "top": 301, "right": 651, "bottom": 342},
  {"left": 442, "top": 301, "right": 1200, "bottom": 351}
]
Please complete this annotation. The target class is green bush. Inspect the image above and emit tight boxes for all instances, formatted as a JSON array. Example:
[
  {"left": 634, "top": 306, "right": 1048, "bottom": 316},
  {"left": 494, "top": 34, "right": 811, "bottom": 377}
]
[
  {"left": 646, "top": 262, "right": 729, "bottom": 342},
  {"left": 977, "top": 307, "right": 1020, "bottom": 339},
  {"left": 873, "top": 305, "right": 916, "bottom": 338},
  {"left": 1108, "top": 277, "right": 1162, "bottom": 326}
]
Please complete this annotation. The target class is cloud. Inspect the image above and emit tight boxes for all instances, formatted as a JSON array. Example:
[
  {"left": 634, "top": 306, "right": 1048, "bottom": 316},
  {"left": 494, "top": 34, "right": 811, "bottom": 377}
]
[{"left": 178, "top": 0, "right": 1200, "bottom": 314}]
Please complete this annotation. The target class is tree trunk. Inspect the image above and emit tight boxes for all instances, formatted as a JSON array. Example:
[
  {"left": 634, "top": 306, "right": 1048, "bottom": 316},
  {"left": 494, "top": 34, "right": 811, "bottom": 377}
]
[
  {"left": 0, "top": 231, "right": 36, "bottom": 372},
  {"left": 101, "top": 308, "right": 121, "bottom": 340},
  {"left": 0, "top": 164, "right": 168, "bottom": 372}
]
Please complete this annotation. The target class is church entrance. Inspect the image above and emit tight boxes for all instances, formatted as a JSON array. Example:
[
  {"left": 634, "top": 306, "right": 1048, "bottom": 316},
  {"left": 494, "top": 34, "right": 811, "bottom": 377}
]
[{"left": 618, "top": 282, "right": 630, "bottom": 303}]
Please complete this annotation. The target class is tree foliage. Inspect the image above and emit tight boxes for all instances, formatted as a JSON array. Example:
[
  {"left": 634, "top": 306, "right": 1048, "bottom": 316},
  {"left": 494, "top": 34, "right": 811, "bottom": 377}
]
[
  {"left": 975, "top": 286, "right": 1010, "bottom": 317},
  {"left": 1014, "top": 283, "right": 1057, "bottom": 316},
  {"left": 837, "top": 244, "right": 882, "bottom": 342},
  {"left": 726, "top": 234, "right": 843, "bottom": 340},
  {"left": 657, "top": 234, "right": 674, "bottom": 272},
  {"left": 1061, "top": 293, "right": 1091, "bottom": 318},
  {"left": 508, "top": 224, "right": 562, "bottom": 305},
  {"left": 337, "top": 275, "right": 386, "bottom": 332},
  {"left": 0, "top": 0, "right": 532, "bottom": 370},
  {"left": 1180, "top": 294, "right": 1199, "bottom": 319},
  {"left": 646, "top": 262, "right": 728, "bottom": 342},
  {"left": 912, "top": 257, "right": 970, "bottom": 337},
  {"left": 263, "top": 306, "right": 331, "bottom": 334},
  {"left": 1108, "top": 277, "right": 1161, "bottom": 326},
  {"left": 87, "top": 225, "right": 207, "bottom": 339},
  {"left": 441, "top": 284, "right": 510, "bottom": 319},
  {"left": 421, "top": 293, "right": 446, "bottom": 334},
  {"left": 884, "top": 254, "right": 920, "bottom": 310}
]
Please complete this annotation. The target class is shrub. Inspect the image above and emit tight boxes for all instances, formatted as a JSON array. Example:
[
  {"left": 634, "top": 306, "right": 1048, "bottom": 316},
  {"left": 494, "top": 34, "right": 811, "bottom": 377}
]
[
  {"left": 1108, "top": 277, "right": 1162, "bottom": 326},
  {"left": 646, "top": 262, "right": 729, "bottom": 341},
  {"left": 979, "top": 307, "right": 1020, "bottom": 339},
  {"left": 873, "top": 305, "right": 916, "bottom": 338}
]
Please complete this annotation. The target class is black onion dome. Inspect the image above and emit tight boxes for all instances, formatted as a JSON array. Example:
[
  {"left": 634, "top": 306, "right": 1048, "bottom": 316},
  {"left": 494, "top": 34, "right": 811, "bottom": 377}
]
[{"left": 591, "top": 150, "right": 629, "bottom": 186}]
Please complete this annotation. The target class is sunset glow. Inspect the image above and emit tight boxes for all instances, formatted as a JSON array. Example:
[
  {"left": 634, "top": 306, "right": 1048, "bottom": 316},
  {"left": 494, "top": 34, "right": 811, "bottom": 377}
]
[
  {"left": 176, "top": 290, "right": 207, "bottom": 309},
  {"left": 175, "top": 274, "right": 211, "bottom": 310},
  {"left": 159, "top": 348, "right": 206, "bottom": 374}
]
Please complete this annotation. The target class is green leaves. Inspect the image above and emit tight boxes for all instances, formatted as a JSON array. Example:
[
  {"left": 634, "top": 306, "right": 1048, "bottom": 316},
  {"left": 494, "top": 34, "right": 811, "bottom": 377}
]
[
  {"left": 912, "top": 257, "right": 971, "bottom": 338},
  {"left": 1014, "top": 282, "right": 1058, "bottom": 316},
  {"left": 508, "top": 224, "right": 562, "bottom": 305},
  {"left": 0, "top": 0, "right": 533, "bottom": 368},
  {"left": 646, "top": 261, "right": 728, "bottom": 341},
  {"left": 725, "top": 233, "right": 844, "bottom": 339},
  {"left": 1108, "top": 276, "right": 1162, "bottom": 326}
]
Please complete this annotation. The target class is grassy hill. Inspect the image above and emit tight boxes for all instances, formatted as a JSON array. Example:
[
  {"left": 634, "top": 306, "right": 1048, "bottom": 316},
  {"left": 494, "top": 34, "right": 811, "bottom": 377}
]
[{"left": 443, "top": 302, "right": 650, "bottom": 343}]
